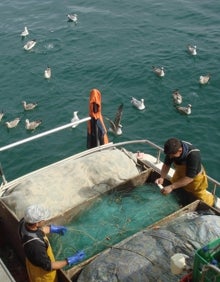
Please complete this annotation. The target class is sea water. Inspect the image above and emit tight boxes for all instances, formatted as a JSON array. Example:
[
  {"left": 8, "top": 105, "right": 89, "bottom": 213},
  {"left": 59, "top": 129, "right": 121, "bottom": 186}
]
[{"left": 0, "top": 2, "right": 219, "bottom": 194}]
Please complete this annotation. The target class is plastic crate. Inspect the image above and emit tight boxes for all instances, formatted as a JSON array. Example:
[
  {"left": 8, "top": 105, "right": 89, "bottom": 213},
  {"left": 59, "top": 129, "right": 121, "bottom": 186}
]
[{"left": 193, "top": 238, "right": 220, "bottom": 282}]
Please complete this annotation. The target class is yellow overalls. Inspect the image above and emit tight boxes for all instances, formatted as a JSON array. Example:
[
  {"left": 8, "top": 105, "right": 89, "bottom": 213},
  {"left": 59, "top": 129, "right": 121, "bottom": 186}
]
[
  {"left": 25, "top": 235, "right": 58, "bottom": 282},
  {"left": 171, "top": 163, "right": 215, "bottom": 206}
]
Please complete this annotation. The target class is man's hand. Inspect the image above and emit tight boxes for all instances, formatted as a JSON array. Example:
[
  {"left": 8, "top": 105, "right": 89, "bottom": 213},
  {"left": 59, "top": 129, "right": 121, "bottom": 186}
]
[{"left": 161, "top": 185, "right": 173, "bottom": 195}]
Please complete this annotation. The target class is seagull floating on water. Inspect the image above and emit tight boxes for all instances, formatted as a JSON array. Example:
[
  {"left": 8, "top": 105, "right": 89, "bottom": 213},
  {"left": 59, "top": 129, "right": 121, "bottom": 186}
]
[
  {"left": 25, "top": 119, "right": 42, "bottom": 130},
  {"left": 176, "top": 104, "right": 192, "bottom": 115},
  {"left": 22, "top": 101, "right": 38, "bottom": 110},
  {"left": 187, "top": 45, "right": 197, "bottom": 56},
  {"left": 24, "top": 39, "right": 36, "bottom": 51},
  {"left": 199, "top": 74, "right": 211, "bottom": 85},
  {"left": 172, "top": 89, "right": 182, "bottom": 105},
  {"left": 5, "top": 117, "right": 21, "bottom": 128},
  {"left": 105, "top": 103, "right": 123, "bottom": 136},
  {"left": 0, "top": 111, "right": 5, "bottom": 122},
  {"left": 152, "top": 66, "right": 165, "bottom": 77},
  {"left": 131, "top": 97, "right": 145, "bottom": 110},
  {"left": 71, "top": 111, "right": 80, "bottom": 128},
  {"left": 44, "top": 66, "right": 51, "bottom": 79},
  {"left": 21, "top": 26, "right": 29, "bottom": 38},
  {"left": 67, "top": 14, "right": 78, "bottom": 23}
]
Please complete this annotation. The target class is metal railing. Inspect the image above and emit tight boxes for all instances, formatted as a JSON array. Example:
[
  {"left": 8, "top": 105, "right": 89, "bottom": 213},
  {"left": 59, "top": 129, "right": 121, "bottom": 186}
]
[
  {"left": 0, "top": 117, "right": 91, "bottom": 186},
  {"left": 0, "top": 121, "right": 219, "bottom": 195},
  {"left": 201, "top": 263, "right": 220, "bottom": 281},
  {"left": 0, "top": 117, "right": 91, "bottom": 153}
]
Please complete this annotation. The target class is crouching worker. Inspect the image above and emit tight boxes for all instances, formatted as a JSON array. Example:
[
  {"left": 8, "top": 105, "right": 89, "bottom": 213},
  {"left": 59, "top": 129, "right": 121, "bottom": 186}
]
[
  {"left": 155, "top": 138, "right": 220, "bottom": 208},
  {"left": 19, "top": 204, "right": 85, "bottom": 282}
]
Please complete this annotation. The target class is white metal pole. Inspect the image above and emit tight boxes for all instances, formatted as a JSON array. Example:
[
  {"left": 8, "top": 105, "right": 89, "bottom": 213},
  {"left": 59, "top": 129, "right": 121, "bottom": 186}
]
[{"left": 0, "top": 117, "right": 91, "bottom": 152}]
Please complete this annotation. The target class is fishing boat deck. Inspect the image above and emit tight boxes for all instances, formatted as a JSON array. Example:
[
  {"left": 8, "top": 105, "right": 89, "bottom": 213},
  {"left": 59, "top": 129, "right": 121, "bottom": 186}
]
[
  {"left": 0, "top": 136, "right": 219, "bottom": 281},
  {"left": 0, "top": 143, "right": 156, "bottom": 282}
]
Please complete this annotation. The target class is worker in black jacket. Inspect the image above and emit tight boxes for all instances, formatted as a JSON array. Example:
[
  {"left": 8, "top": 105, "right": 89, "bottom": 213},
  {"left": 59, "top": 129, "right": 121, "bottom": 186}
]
[
  {"left": 155, "top": 138, "right": 216, "bottom": 206},
  {"left": 19, "top": 204, "right": 85, "bottom": 282}
]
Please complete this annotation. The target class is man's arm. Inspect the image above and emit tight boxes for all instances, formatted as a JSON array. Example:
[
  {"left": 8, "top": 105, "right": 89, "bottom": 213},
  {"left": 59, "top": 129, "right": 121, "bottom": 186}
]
[
  {"left": 160, "top": 163, "right": 171, "bottom": 179},
  {"left": 51, "top": 260, "right": 68, "bottom": 270},
  {"left": 155, "top": 163, "right": 171, "bottom": 185},
  {"left": 162, "top": 176, "right": 193, "bottom": 195}
]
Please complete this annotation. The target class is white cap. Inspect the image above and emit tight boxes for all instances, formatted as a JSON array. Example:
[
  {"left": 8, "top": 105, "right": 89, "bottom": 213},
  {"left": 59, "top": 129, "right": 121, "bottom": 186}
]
[{"left": 24, "top": 204, "right": 50, "bottom": 224}]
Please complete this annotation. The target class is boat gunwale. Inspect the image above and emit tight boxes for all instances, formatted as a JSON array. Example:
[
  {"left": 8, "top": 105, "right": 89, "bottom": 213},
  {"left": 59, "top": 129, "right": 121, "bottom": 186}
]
[
  {"left": 67, "top": 199, "right": 220, "bottom": 281},
  {"left": 1, "top": 139, "right": 219, "bottom": 195}
]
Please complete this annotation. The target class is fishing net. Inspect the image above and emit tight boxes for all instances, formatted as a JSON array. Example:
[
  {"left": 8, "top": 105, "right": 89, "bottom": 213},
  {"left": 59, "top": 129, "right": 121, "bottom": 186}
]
[
  {"left": 49, "top": 184, "right": 180, "bottom": 270},
  {"left": 1, "top": 148, "right": 143, "bottom": 220},
  {"left": 77, "top": 211, "right": 220, "bottom": 282}
]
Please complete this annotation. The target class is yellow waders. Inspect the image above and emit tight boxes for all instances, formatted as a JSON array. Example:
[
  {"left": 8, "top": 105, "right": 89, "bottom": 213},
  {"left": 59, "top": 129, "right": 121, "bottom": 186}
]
[
  {"left": 171, "top": 164, "right": 214, "bottom": 206},
  {"left": 26, "top": 236, "right": 58, "bottom": 282}
]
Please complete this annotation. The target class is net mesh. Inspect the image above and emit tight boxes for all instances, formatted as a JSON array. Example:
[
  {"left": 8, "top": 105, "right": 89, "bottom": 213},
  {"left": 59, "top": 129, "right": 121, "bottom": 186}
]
[
  {"left": 49, "top": 184, "right": 180, "bottom": 269},
  {"left": 77, "top": 212, "right": 220, "bottom": 282},
  {"left": 1, "top": 148, "right": 141, "bottom": 220}
]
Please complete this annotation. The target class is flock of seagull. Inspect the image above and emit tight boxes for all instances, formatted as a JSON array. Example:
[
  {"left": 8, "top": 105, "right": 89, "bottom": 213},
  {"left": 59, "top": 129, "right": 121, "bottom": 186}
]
[
  {"left": 170, "top": 45, "right": 210, "bottom": 115},
  {"left": 1, "top": 22, "right": 51, "bottom": 131},
  {"left": 150, "top": 45, "right": 210, "bottom": 115},
  {"left": 20, "top": 13, "right": 78, "bottom": 79},
  {"left": 1, "top": 102, "right": 81, "bottom": 132},
  {"left": 18, "top": 21, "right": 210, "bottom": 138},
  {"left": 1, "top": 14, "right": 79, "bottom": 132},
  {"left": 21, "top": 27, "right": 52, "bottom": 79},
  {"left": 104, "top": 44, "right": 211, "bottom": 136},
  {"left": 0, "top": 101, "right": 42, "bottom": 131}
]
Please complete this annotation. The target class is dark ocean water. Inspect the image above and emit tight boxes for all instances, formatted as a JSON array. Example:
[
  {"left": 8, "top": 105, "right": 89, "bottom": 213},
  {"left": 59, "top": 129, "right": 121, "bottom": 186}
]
[{"left": 0, "top": 0, "right": 219, "bottom": 186}]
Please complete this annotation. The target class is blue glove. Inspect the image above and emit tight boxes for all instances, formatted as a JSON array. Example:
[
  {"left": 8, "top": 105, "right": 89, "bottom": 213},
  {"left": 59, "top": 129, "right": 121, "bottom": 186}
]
[
  {"left": 67, "top": 250, "right": 85, "bottom": 266},
  {"left": 50, "top": 224, "right": 67, "bottom": 235}
]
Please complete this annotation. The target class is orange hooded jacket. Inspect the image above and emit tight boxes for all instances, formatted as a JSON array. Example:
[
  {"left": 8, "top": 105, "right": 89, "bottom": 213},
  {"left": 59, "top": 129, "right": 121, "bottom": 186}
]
[{"left": 87, "top": 89, "right": 109, "bottom": 148}]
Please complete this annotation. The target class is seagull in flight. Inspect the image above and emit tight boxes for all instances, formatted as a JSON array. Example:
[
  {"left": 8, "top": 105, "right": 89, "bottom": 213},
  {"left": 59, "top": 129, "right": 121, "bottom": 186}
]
[
  {"left": 25, "top": 119, "right": 42, "bottom": 130},
  {"left": 105, "top": 103, "right": 123, "bottom": 136},
  {"left": 176, "top": 104, "right": 192, "bottom": 115},
  {"left": 5, "top": 117, "right": 21, "bottom": 128},
  {"left": 131, "top": 97, "right": 145, "bottom": 110},
  {"left": 22, "top": 101, "right": 38, "bottom": 110},
  {"left": 71, "top": 111, "right": 80, "bottom": 128}
]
